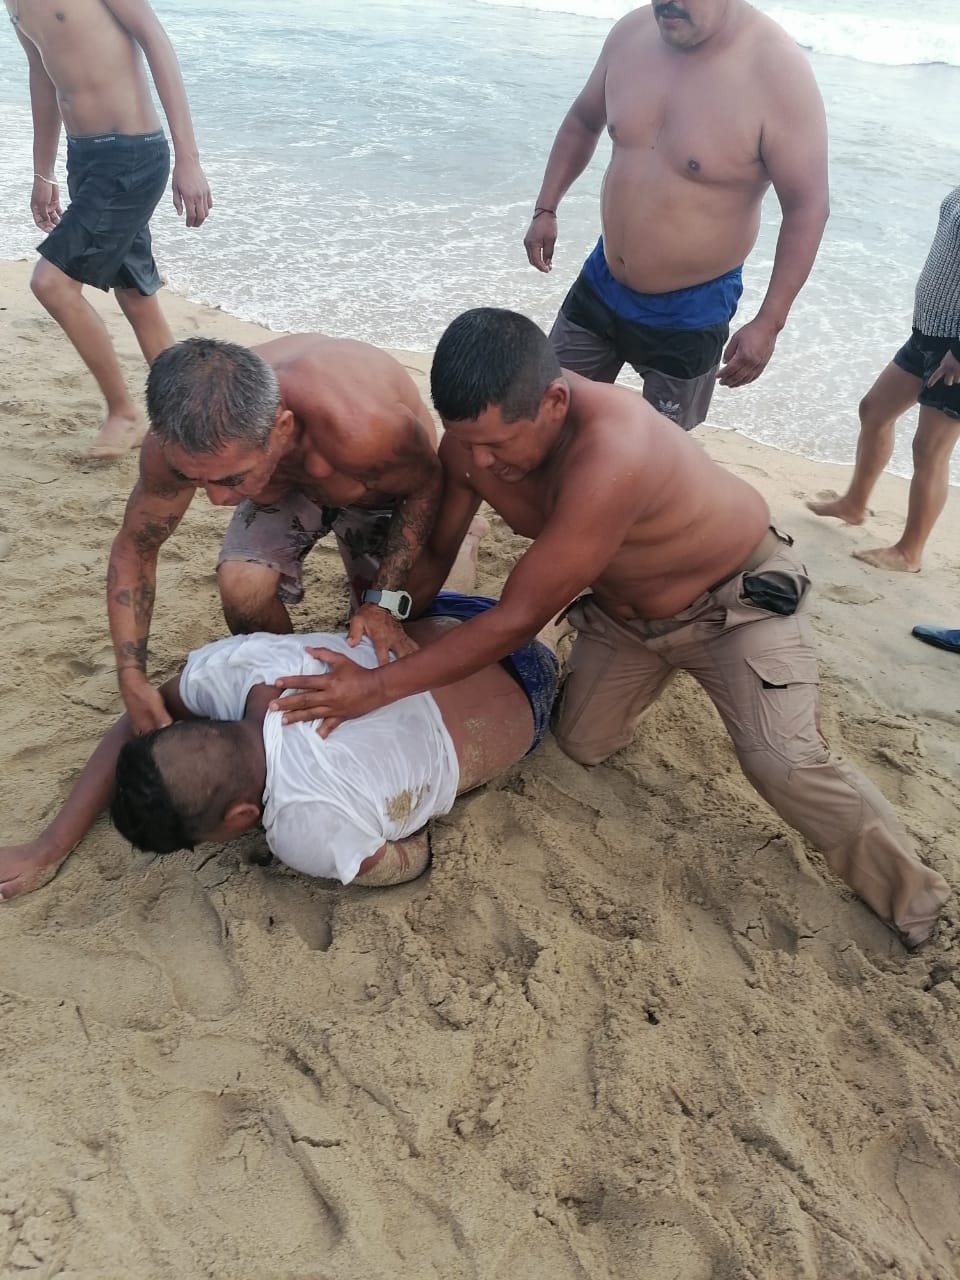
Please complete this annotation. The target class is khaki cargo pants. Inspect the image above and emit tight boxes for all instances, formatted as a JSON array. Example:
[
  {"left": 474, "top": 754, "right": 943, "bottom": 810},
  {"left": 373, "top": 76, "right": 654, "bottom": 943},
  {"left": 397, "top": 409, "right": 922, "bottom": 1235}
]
[{"left": 554, "top": 543, "right": 950, "bottom": 945}]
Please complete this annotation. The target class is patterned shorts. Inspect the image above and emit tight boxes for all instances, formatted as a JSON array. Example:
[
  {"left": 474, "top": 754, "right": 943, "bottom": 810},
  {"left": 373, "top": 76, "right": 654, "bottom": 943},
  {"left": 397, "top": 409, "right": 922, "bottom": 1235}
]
[{"left": 217, "top": 494, "right": 394, "bottom": 611}]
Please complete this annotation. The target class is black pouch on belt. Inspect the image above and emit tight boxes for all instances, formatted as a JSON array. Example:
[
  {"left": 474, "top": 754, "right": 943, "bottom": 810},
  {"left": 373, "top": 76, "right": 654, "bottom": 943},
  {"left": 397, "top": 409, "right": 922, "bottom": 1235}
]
[{"left": 741, "top": 571, "right": 802, "bottom": 616}]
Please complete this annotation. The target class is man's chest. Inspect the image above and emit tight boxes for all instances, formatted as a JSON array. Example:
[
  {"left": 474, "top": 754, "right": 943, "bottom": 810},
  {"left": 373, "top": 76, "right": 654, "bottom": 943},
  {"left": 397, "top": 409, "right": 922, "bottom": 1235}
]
[{"left": 605, "top": 55, "right": 763, "bottom": 182}]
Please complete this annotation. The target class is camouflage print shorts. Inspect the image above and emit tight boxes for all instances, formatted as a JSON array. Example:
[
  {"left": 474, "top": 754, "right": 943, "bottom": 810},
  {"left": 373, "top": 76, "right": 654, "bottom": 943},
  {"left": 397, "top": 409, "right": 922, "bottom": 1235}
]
[{"left": 218, "top": 494, "right": 394, "bottom": 612}]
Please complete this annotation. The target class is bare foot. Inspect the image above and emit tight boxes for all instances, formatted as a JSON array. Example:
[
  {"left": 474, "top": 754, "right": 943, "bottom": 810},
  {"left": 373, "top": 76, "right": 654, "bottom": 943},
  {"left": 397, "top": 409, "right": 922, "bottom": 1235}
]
[
  {"left": 805, "top": 489, "right": 867, "bottom": 524},
  {"left": 443, "top": 513, "right": 491, "bottom": 593},
  {"left": 852, "top": 545, "right": 921, "bottom": 573},
  {"left": 83, "top": 410, "right": 146, "bottom": 461}
]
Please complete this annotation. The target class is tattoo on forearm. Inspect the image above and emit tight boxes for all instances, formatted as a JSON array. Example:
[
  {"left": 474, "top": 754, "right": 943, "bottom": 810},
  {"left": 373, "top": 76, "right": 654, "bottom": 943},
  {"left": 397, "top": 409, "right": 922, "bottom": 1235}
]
[
  {"left": 376, "top": 482, "right": 442, "bottom": 589},
  {"left": 114, "top": 575, "right": 155, "bottom": 626},
  {"left": 119, "top": 639, "right": 149, "bottom": 673}
]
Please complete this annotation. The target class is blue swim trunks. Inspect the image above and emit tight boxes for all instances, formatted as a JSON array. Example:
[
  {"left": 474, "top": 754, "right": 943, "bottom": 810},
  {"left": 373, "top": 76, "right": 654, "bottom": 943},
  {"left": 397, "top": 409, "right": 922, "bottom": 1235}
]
[
  {"left": 549, "top": 238, "right": 745, "bottom": 429},
  {"left": 422, "top": 592, "right": 559, "bottom": 754},
  {"left": 581, "top": 237, "right": 743, "bottom": 330}
]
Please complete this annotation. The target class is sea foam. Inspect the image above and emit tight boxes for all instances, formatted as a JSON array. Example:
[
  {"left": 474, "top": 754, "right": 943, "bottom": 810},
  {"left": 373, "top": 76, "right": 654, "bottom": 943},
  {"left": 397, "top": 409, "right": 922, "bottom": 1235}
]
[{"left": 472, "top": 0, "right": 960, "bottom": 68}]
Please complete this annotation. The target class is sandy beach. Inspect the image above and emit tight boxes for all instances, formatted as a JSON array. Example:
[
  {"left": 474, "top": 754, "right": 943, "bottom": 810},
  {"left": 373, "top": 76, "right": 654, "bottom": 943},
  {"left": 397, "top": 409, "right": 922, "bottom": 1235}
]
[{"left": 1, "top": 257, "right": 959, "bottom": 1280}]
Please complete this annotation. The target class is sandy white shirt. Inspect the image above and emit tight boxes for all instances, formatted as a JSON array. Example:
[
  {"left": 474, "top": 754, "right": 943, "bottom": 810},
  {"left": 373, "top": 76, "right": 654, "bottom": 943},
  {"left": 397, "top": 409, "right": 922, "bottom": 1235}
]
[{"left": 178, "top": 632, "right": 459, "bottom": 884}]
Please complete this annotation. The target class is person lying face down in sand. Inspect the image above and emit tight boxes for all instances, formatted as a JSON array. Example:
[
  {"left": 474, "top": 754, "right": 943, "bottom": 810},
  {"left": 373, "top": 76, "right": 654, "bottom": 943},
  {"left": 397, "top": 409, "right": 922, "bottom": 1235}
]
[
  {"left": 0, "top": 595, "right": 557, "bottom": 901},
  {"left": 109, "top": 335, "right": 447, "bottom": 737},
  {"left": 272, "top": 308, "right": 951, "bottom": 949}
]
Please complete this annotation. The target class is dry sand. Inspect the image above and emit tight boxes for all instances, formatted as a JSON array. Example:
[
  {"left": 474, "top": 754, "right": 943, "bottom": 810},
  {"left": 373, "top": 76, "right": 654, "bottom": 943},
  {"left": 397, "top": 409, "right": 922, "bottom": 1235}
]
[{"left": 1, "top": 258, "right": 959, "bottom": 1280}]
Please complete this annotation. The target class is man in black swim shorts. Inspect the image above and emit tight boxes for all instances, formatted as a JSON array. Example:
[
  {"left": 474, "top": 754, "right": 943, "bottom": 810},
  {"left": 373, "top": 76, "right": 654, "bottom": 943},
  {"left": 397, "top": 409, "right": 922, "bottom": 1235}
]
[{"left": 6, "top": 0, "right": 213, "bottom": 458}]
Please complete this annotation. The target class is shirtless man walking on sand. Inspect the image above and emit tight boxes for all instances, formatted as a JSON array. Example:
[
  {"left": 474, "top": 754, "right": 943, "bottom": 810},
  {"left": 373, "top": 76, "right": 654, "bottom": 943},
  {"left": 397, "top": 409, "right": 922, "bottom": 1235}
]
[
  {"left": 109, "top": 335, "right": 445, "bottom": 734},
  {"left": 524, "top": 0, "right": 829, "bottom": 427},
  {"left": 274, "top": 309, "right": 950, "bottom": 948},
  {"left": 6, "top": 0, "right": 212, "bottom": 457}
]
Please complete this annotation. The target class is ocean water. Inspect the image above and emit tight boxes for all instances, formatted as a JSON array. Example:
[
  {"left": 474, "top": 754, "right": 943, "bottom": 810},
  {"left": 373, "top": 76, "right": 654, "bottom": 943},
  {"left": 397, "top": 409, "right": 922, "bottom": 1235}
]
[{"left": 1, "top": 0, "right": 958, "bottom": 483}]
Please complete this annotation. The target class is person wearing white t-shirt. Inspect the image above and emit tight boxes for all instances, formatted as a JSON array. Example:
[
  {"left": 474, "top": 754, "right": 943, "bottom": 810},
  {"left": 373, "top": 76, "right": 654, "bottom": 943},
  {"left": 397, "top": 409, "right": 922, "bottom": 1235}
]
[{"left": 0, "top": 594, "right": 558, "bottom": 900}]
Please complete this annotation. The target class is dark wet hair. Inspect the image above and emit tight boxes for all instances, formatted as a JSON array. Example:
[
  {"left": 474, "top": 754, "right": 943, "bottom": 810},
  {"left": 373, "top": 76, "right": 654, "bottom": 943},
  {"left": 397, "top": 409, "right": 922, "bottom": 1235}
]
[
  {"left": 146, "top": 337, "right": 280, "bottom": 453},
  {"left": 110, "top": 721, "right": 246, "bottom": 854},
  {"left": 430, "top": 308, "right": 561, "bottom": 423}
]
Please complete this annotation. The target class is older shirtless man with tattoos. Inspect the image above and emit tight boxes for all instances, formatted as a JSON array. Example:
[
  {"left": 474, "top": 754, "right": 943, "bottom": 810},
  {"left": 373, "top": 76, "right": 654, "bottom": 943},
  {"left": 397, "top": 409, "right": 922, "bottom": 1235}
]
[
  {"left": 109, "top": 335, "right": 442, "bottom": 734},
  {"left": 524, "top": 0, "right": 829, "bottom": 427},
  {"left": 276, "top": 310, "right": 950, "bottom": 948}
]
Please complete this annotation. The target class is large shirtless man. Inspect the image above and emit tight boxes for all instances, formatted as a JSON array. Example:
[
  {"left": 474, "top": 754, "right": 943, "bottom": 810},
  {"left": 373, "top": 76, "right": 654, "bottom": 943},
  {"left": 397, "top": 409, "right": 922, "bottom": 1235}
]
[
  {"left": 273, "top": 309, "right": 950, "bottom": 948},
  {"left": 5, "top": 0, "right": 212, "bottom": 457},
  {"left": 523, "top": 0, "right": 829, "bottom": 428},
  {"left": 110, "top": 334, "right": 443, "bottom": 734}
]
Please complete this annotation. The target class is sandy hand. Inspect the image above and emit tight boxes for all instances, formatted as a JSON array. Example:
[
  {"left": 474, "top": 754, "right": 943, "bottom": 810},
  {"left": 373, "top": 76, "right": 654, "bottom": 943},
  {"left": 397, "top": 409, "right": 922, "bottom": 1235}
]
[{"left": 0, "top": 841, "right": 64, "bottom": 902}]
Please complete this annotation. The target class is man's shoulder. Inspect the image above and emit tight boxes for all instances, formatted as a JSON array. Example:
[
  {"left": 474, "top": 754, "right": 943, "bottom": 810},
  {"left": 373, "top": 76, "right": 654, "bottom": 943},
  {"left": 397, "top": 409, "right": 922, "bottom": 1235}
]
[
  {"left": 743, "top": 8, "right": 814, "bottom": 75},
  {"left": 604, "top": 6, "right": 656, "bottom": 55},
  {"left": 566, "top": 381, "right": 658, "bottom": 456}
]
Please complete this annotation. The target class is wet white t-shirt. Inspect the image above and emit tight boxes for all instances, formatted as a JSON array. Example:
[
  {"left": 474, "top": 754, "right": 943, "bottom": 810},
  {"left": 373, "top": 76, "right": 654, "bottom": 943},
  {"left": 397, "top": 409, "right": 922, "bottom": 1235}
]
[{"left": 178, "top": 632, "right": 459, "bottom": 884}]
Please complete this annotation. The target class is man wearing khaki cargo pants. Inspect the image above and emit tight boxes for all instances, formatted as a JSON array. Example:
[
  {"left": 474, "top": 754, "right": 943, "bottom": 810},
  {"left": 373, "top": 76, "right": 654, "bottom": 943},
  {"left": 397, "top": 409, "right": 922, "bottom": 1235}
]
[{"left": 274, "top": 309, "right": 950, "bottom": 949}]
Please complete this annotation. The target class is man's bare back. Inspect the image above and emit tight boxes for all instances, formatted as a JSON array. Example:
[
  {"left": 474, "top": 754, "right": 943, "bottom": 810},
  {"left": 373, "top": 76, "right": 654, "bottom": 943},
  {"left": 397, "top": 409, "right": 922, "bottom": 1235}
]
[
  {"left": 9, "top": 0, "right": 160, "bottom": 136},
  {"left": 444, "top": 374, "right": 769, "bottom": 619}
]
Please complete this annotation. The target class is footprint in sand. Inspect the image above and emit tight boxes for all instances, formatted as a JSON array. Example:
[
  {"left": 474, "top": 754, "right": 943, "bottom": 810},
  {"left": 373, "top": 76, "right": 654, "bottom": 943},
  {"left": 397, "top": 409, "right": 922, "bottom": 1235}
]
[
  {"left": 129, "top": 872, "right": 238, "bottom": 1019},
  {"left": 260, "top": 873, "right": 338, "bottom": 952},
  {"left": 121, "top": 1090, "right": 342, "bottom": 1270},
  {"left": 576, "top": 1190, "right": 738, "bottom": 1279},
  {"left": 0, "top": 935, "right": 171, "bottom": 1030},
  {"left": 491, "top": 1224, "right": 587, "bottom": 1280},
  {"left": 406, "top": 884, "right": 540, "bottom": 984},
  {"left": 820, "top": 583, "right": 881, "bottom": 606},
  {"left": 860, "top": 1121, "right": 960, "bottom": 1269}
]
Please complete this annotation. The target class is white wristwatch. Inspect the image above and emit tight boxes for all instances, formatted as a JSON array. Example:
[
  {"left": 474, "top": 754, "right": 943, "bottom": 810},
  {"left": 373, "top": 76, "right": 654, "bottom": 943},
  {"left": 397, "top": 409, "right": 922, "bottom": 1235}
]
[{"left": 362, "top": 588, "right": 412, "bottom": 620}]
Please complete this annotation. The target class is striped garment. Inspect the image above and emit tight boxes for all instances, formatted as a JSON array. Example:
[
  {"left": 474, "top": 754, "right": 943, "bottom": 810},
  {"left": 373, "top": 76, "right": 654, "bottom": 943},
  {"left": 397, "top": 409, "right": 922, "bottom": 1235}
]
[{"left": 913, "top": 185, "right": 960, "bottom": 356}]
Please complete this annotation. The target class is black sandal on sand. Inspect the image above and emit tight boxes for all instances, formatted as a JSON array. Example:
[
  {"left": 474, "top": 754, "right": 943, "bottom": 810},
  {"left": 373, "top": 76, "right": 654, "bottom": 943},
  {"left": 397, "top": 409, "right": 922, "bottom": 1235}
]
[{"left": 911, "top": 625, "right": 960, "bottom": 655}]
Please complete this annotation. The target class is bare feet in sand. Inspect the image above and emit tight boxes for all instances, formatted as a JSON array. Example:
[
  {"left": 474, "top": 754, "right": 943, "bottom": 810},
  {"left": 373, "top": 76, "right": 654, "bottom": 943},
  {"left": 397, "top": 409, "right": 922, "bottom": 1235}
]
[
  {"left": 83, "top": 410, "right": 147, "bottom": 461},
  {"left": 805, "top": 489, "right": 867, "bottom": 524},
  {"left": 852, "top": 545, "right": 920, "bottom": 573}
]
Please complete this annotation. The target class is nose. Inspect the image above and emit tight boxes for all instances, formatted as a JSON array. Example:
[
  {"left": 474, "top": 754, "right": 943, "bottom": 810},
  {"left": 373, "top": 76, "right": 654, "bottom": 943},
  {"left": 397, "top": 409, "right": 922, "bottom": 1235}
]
[
  {"left": 204, "top": 484, "right": 239, "bottom": 507},
  {"left": 471, "top": 445, "right": 496, "bottom": 470}
]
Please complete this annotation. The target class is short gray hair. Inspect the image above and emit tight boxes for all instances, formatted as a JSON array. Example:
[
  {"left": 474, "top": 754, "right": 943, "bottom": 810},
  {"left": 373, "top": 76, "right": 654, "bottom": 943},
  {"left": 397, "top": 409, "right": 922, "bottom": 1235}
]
[{"left": 146, "top": 338, "right": 280, "bottom": 453}]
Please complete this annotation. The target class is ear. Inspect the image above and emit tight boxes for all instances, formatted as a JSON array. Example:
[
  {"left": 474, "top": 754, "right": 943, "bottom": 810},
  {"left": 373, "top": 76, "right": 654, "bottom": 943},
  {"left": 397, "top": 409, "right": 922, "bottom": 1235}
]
[
  {"left": 221, "top": 800, "right": 261, "bottom": 837},
  {"left": 541, "top": 377, "right": 570, "bottom": 422},
  {"left": 271, "top": 407, "right": 296, "bottom": 450}
]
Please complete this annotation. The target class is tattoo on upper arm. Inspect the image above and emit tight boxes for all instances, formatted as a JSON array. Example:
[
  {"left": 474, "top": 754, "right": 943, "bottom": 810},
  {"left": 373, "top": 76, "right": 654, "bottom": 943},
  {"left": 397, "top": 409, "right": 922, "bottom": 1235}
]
[
  {"left": 132, "top": 514, "right": 181, "bottom": 557},
  {"left": 151, "top": 478, "right": 188, "bottom": 501}
]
